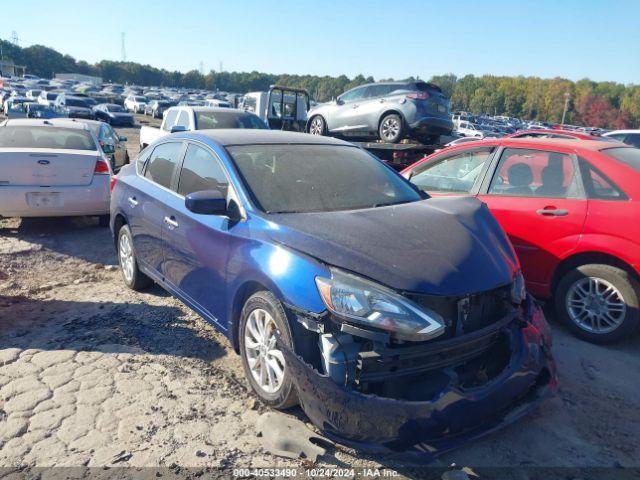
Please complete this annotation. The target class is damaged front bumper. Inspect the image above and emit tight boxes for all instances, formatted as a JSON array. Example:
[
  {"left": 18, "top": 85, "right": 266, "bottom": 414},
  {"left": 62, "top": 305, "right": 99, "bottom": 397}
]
[{"left": 282, "top": 296, "right": 557, "bottom": 460}]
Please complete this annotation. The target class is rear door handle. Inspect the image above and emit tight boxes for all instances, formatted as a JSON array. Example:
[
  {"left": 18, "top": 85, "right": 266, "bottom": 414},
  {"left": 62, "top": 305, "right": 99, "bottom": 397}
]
[
  {"left": 164, "top": 216, "right": 179, "bottom": 229},
  {"left": 536, "top": 208, "right": 568, "bottom": 216},
  {"left": 127, "top": 196, "right": 138, "bottom": 207}
]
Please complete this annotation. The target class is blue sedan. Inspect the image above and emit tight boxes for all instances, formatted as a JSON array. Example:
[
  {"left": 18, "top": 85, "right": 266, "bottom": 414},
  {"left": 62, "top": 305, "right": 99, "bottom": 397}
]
[{"left": 110, "top": 130, "right": 556, "bottom": 457}]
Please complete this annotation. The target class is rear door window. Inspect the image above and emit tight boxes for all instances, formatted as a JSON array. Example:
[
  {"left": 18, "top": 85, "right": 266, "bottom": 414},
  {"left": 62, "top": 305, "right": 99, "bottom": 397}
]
[
  {"left": 488, "top": 148, "right": 578, "bottom": 198},
  {"left": 144, "top": 142, "right": 184, "bottom": 189}
]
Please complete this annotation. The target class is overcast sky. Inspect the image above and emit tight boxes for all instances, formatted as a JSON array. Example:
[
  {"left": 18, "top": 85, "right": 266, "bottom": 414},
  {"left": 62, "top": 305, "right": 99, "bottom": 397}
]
[{"left": 2, "top": 0, "right": 639, "bottom": 83}]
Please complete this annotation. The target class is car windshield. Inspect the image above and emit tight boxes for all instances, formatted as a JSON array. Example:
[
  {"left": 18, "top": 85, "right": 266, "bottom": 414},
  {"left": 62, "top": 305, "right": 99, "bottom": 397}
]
[
  {"left": 195, "top": 111, "right": 267, "bottom": 130},
  {"left": 602, "top": 147, "right": 640, "bottom": 172},
  {"left": 0, "top": 126, "right": 96, "bottom": 150},
  {"left": 134, "top": 96, "right": 147, "bottom": 102},
  {"left": 228, "top": 144, "right": 424, "bottom": 214},
  {"left": 107, "top": 105, "right": 124, "bottom": 112}
]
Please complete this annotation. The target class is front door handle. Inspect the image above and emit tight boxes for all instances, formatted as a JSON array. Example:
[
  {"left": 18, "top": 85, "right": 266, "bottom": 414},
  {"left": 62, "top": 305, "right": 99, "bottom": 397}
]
[
  {"left": 164, "top": 216, "right": 179, "bottom": 229},
  {"left": 352, "top": 104, "right": 359, "bottom": 109},
  {"left": 536, "top": 208, "right": 568, "bottom": 216},
  {"left": 127, "top": 196, "right": 138, "bottom": 207}
]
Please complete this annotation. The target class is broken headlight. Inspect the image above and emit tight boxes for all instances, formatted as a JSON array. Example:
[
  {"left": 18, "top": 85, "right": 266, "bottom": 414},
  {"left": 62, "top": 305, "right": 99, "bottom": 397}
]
[
  {"left": 511, "top": 270, "right": 527, "bottom": 305},
  {"left": 315, "top": 268, "right": 445, "bottom": 341}
]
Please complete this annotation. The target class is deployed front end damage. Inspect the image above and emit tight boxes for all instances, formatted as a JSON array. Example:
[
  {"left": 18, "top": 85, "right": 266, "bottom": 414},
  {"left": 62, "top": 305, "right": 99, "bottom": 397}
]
[{"left": 282, "top": 295, "right": 556, "bottom": 459}]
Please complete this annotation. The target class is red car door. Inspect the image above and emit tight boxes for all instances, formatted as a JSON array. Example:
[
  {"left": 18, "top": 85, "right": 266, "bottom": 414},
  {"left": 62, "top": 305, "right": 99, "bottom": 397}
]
[{"left": 477, "top": 146, "right": 588, "bottom": 297}]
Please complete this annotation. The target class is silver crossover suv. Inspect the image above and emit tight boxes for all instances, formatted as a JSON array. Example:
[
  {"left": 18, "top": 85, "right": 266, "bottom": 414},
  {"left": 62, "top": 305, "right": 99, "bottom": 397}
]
[{"left": 307, "top": 81, "right": 453, "bottom": 143}]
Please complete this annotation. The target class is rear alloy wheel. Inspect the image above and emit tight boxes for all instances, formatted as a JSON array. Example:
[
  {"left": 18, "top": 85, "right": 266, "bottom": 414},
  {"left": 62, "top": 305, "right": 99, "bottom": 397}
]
[
  {"left": 239, "top": 291, "right": 298, "bottom": 409},
  {"left": 379, "top": 113, "right": 404, "bottom": 143},
  {"left": 556, "top": 264, "right": 640, "bottom": 343},
  {"left": 308, "top": 116, "right": 326, "bottom": 136},
  {"left": 117, "top": 224, "right": 152, "bottom": 291}
]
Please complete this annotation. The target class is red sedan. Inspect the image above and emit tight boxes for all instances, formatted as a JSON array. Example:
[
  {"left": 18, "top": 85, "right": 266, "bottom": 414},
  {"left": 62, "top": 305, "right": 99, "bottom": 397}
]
[{"left": 402, "top": 138, "right": 640, "bottom": 343}]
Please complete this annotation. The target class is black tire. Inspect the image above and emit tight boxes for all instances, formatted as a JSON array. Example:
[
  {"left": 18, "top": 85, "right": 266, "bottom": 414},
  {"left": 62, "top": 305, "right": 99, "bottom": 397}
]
[
  {"left": 555, "top": 264, "right": 640, "bottom": 344},
  {"left": 239, "top": 291, "right": 298, "bottom": 409},
  {"left": 98, "top": 215, "right": 110, "bottom": 228},
  {"left": 308, "top": 115, "right": 327, "bottom": 136},
  {"left": 117, "top": 224, "right": 152, "bottom": 291},
  {"left": 378, "top": 113, "right": 404, "bottom": 143}
]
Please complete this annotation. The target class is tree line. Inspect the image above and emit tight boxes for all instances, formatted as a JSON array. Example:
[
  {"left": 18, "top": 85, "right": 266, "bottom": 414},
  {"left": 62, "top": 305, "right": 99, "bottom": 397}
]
[{"left": 1, "top": 38, "right": 637, "bottom": 128}]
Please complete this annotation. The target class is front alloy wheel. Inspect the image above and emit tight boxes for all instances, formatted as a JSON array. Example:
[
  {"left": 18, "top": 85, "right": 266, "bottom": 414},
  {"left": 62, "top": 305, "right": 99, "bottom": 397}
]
[
  {"left": 309, "top": 116, "right": 326, "bottom": 135},
  {"left": 244, "top": 308, "right": 285, "bottom": 394},
  {"left": 239, "top": 291, "right": 298, "bottom": 409},
  {"left": 556, "top": 264, "right": 640, "bottom": 343}
]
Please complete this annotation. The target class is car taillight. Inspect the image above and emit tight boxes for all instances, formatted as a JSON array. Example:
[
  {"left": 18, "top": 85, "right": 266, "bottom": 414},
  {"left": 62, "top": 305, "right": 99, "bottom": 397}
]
[
  {"left": 94, "top": 158, "right": 110, "bottom": 175},
  {"left": 407, "top": 92, "right": 430, "bottom": 100},
  {"left": 110, "top": 176, "right": 118, "bottom": 193}
]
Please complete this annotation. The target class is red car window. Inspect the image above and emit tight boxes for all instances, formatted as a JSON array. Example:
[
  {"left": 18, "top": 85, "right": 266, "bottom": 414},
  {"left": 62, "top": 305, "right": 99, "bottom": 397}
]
[{"left": 489, "top": 148, "right": 576, "bottom": 197}]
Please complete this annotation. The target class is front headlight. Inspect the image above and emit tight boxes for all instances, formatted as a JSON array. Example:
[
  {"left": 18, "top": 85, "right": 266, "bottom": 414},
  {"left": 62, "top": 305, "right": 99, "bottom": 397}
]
[
  {"left": 511, "top": 271, "right": 527, "bottom": 304},
  {"left": 315, "top": 268, "right": 445, "bottom": 341}
]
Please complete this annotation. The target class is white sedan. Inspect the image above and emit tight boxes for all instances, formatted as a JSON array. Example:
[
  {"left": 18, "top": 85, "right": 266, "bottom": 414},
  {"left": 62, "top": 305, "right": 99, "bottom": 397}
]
[{"left": 0, "top": 119, "right": 112, "bottom": 226}]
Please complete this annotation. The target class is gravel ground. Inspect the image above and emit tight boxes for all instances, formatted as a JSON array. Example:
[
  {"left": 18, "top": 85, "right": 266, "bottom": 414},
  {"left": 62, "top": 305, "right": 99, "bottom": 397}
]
[{"left": 0, "top": 114, "right": 639, "bottom": 476}]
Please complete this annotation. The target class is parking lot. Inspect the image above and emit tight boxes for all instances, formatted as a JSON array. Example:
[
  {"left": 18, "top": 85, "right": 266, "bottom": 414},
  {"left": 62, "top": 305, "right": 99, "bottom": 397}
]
[{"left": 0, "top": 114, "right": 638, "bottom": 474}]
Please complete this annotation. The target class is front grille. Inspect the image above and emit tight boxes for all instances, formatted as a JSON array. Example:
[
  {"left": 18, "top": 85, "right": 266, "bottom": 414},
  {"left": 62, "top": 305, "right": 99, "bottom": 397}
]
[{"left": 406, "top": 285, "right": 512, "bottom": 337}]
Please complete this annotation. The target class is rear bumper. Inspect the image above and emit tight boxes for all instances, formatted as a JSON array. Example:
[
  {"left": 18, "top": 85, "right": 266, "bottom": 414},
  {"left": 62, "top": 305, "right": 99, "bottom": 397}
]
[
  {"left": 409, "top": 115, "right": 454, "bottom": 135},
  {"left": 0, "top": 176, "right": 110, "bottom": 217},
  {"left": 283, "top": 297, "right": 556, "bottom": 461}
]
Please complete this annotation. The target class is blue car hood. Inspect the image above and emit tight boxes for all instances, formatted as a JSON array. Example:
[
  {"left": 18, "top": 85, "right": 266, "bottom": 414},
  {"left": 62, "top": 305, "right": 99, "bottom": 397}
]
[{"left": 263, "top": 196, "right": 518, "bottom": 295}]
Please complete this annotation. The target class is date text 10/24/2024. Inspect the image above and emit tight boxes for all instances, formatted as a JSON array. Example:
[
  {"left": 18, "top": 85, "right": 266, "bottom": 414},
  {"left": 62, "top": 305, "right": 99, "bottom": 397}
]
[{"left": 232, "top": 468, "right": 400, "bottom": 477}]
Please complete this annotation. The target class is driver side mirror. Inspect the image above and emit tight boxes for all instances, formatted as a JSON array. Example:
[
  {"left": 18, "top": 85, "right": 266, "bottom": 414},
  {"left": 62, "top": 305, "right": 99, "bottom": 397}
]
[
  {"left": 335, "top": 97, "right": 344, "bottom": 105},
  {"left": 102, "top": 143, "right": 116, "bottom": 154},
  {"left": 185, "top": 190, "right": 227, "bottom": 216}
]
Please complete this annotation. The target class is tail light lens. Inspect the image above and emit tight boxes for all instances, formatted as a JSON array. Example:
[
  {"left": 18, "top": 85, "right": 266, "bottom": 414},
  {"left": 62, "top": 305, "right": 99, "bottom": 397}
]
[
  {"left": 407, "top": 92, "right": 430, "bottom": 100},
  {"left": 110, "top": 176, "right": 118, "bottom": 193},
  {"left": 94, "top": 158, "right": 110, "bottom": 175}
]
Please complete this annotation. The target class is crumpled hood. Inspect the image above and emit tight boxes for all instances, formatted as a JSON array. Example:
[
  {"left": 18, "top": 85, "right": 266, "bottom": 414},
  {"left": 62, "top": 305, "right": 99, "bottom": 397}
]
[{"left": 262, "top": 197, "right": 519, "bottom": 295}]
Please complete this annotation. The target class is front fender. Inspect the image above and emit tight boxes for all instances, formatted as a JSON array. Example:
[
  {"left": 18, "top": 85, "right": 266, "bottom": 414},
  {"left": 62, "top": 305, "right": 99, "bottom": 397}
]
[{"left": 225, "top": 236, "right": 329, "bottom": 343}]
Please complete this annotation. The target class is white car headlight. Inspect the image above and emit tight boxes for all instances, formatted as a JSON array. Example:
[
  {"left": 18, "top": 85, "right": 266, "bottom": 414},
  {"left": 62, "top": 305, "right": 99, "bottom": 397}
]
[
  {"left": 315, "top": 268, "right": 445, "bottom": 341},
  {"left": 511, "top": 271, "right": 527, "bottom": 304}
]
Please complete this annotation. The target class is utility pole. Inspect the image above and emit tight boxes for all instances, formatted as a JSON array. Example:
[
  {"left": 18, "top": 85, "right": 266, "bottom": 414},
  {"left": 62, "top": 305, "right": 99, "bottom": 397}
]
[
  {"left": 199, "top": 61, "right": 204, "bottom": 75},
  {"left": 121, "top": 32, "right": 126, "bottom": 62},
  {"left": 219, "top": 61, "right": 223, "bottom": 73},
  {"left": 10, "top": 31, "right": 19, "bottom": 46},
  {"left": 561, "top": 92, "right": 570, "bottom": 126}
]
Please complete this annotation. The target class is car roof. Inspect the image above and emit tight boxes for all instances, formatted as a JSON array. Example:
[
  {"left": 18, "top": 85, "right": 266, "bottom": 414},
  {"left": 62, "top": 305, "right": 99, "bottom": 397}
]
[
  {"left": 184, "top": 129, "right": 352, "bottom": 147},
  {"left": 0, "top": 118, "right": 92, "bottom": 130},
  {"left": 451, "top": 137, "right": 631, "bottom": 152},
  {"left": 169, "top": 106, "right": 242, "bottom": 113},
  {"left": 604, "top": 129, "right": 640, "bottom": 135}
]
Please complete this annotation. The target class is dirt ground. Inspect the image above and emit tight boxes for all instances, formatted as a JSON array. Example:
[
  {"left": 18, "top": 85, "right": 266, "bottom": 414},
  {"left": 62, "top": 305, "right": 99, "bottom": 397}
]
[{"left": 0, "top": 114, "right": 639, "bottom": 477}]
